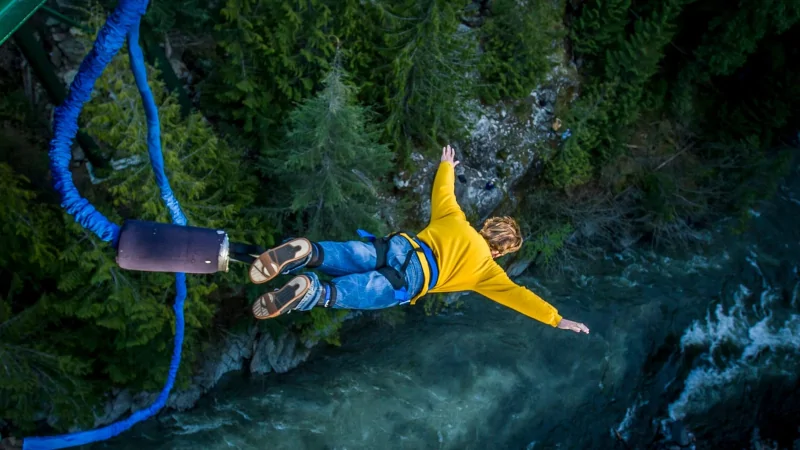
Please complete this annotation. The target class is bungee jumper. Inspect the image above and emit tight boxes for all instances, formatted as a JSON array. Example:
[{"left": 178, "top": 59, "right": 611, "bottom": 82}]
[
  {"left": 0, "top": 0, "right": 585, "bottom": 446},
  {"left": 247, "top": 145, "right": 591, "bottom": 334}
]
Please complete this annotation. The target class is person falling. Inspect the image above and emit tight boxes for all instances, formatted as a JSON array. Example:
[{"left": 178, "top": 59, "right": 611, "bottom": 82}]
[{"left": 249, "top": 145, "right": 590, "bottom": 334}]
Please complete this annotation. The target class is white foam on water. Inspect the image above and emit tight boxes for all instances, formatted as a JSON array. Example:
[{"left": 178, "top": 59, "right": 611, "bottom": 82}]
[
  {"left": 168, "top": 414, "right": 236, "bottom": 435},
  {"left": 746, "top": 250, "right": 769, "bottom": 290},
  {"left": 668, "top": 286, "right": 800, "bottom": 421},
  {"left": 668, "top": 364, "right": 749, "bottom": 420},
  {"left": 669, "top": 244, "right": 800, "bottom": 421},
  {"left": 742, "top": 314, "right": 800, "bottom": 360},
  {"left": 680, "top": 300, "right": 745, "bottom": 352},
  {"left": 612, "top": 397, "right": 649, "bottom": 440},
  {"left": 213, "top": 402, "right": 252, "bottom": 421}
]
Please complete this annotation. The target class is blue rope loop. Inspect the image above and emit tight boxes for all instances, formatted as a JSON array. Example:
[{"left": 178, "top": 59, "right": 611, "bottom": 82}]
[{"left": 24, "top": 1, "right": 189, "bottom": 449}]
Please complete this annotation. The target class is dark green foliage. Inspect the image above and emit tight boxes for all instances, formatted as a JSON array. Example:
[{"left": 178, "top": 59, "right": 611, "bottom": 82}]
[
  {"left": 0, "top": 164, "right": 96, "bottom": 431},
  {"left": 520, "top": 222, "right": 574, "bottom": 266},
  {"left": 262, "top": 54, "right": 393, "bottom": 241},
  {"left": 685, "top": 0, "right": 800, "bottom": 80},
  {"left": 327, "top": 0, "right": 386, "bottom": 106},
  {"left": 211, "top": 0, "right": 338, "bottom": 137},
  {"left": 479, "top": 0, "right": 565, "bottom": 103},
  {"left": 382, "top": 0, "right": 477, "bottom": 160},
  {"left": 207, "top": 0, "right": 477, "bottom": 163},
  {"left": 570, "top": 0, "right": 631, "bottom": 59},
  {"left": 530, "top": 0, "right": 800, "bottom": 256},
  {"left": 565, "top": 0, "right": 686, "bottom": 165},
  {"left": 0, "top": 32, "right": 270, "bottom": 430},
  {"left": 291, "top": 308, "right": 349, "bottom": 346},
  {"left": 143, "top": 0, "right": 216, "bottom": 34}
]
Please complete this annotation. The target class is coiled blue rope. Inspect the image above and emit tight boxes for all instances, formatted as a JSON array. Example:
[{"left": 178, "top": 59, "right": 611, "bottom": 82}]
[{"left": 23, "top": 1, "right": 188, "bottom": 448}]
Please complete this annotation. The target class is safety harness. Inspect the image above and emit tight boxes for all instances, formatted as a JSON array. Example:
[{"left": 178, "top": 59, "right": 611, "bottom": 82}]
[{"left": 356, "top": 229, "right": 439, "bottom": 303}]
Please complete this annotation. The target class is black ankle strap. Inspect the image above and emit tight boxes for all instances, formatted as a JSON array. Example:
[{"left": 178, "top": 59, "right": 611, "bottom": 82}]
[
  {"left": 307, "top": 242, "right": 324, "bottom": 268},
  {"left": 315, "top": 282, "right": 337, "bottom": 308},
  {"left": 322, "top": 283, "right": 337, "bottom": 308}
]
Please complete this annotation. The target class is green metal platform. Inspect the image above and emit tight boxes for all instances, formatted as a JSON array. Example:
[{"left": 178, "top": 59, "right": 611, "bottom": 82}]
[{"left": 0, "top": 0, "right": 47, "bottom": 45}]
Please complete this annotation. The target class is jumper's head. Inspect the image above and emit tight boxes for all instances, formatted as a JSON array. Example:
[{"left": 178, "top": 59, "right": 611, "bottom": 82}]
[{"left": 480, "top": 216, "right": 523, "bottom": 259}]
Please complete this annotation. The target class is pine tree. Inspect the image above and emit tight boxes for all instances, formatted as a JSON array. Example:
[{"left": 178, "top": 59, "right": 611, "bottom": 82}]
[
  {"left": 570, "top": 0, "right": 631, "bottom": 62},
  {"left": 602, "top": 0, "right": 684, "bottom": 128},
  {"left": 0, "top": 164, "right": 95, "bottom": 431},
  {"left": 327, "top": 0, "right": 386, "bottom": 108},
  {"left": 382, "top": 0, "right": 477, "bottom": 161},
  {"left": 687, "top": 0, "right": 800, "bottom": 80},
  {"left": 479, "top": 0, "right": 565, "bottom": 103},
  {"left": 211, "top": 0, "right": 338, "bottom": 140},
  {"left": 263, "top": 51, "right": 393, "bottom": 240},
  {"left": 0, "top": 20, "right": 272, "bottom": 431},
  {"left": 563, "top": 0, "right": 686, "bottom": 165}
]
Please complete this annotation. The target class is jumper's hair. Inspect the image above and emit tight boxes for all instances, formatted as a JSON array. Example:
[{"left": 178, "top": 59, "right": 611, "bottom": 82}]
[{"left": 480, "top": 216, "right": 523, "bottom": 257}]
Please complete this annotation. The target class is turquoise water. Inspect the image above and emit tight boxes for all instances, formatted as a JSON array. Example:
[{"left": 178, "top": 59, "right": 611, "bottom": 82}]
[{"left": 92, "top": 164, "right": 800, "bottom": 450}]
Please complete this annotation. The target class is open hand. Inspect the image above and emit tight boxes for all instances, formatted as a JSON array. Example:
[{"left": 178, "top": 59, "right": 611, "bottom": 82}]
[
  {"left": 557, "top": 318, "right": 590, "bottom": 334},
  {"left": 441, "top": 145, "right": 460, "bottom": 167}
]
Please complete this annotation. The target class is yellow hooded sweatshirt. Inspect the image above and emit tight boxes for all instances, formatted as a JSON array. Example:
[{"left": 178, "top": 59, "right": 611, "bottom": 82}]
[{"left": 413, "top": 162, "right": 562, "bottom": 327}]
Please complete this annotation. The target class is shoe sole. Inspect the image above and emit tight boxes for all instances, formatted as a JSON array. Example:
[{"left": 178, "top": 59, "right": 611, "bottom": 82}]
[
  {"left": 252, "top": 275, "right": 311, "bottom": 320},
  {"left": 249, "top": 238, "right": 313, "bottom": 284}
]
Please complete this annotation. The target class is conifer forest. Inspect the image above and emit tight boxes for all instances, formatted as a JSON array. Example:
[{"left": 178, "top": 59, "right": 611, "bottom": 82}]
[{"left": 1, "top": 0, "right": 799, "bottom": 447}]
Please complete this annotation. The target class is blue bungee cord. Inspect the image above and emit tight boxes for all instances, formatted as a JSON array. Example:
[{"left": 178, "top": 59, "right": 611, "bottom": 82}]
[{"left": 22, "top": 0, "right": 188, "bottom": 448}]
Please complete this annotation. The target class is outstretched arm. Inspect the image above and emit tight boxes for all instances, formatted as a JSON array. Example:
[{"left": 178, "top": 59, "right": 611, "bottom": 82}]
[
  {"left": 431, "top": 145, "right": 465, "bottom": 221},
  {"left": 475, "top": 264, "right": 589, "bottom": 333}
]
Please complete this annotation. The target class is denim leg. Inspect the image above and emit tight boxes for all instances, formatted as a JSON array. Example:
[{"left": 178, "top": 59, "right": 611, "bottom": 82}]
[
  {"left": 294, "top": 236, "right": 427, "bottom": 311},
  {"left": 316, "top": 241, "right": 377, "bottom": 276},
  {"left": 331, "top": 272, "right": 402, "bottom": 309},
  {"left": 293, "top": 270, "right": 403, "bottom": 311}
]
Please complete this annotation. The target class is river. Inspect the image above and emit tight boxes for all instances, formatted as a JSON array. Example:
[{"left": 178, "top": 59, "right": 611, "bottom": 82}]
[{"left": 91, "top": 162, "right": 800, "bottom": 450}]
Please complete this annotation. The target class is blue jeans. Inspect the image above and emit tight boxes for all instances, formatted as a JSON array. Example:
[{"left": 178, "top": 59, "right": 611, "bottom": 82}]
[{"left": 293, "top": 236, "right": 425, "bottom": 311}]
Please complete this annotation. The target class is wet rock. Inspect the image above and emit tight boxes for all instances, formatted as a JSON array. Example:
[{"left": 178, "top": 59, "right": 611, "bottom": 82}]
[
  {"left": 443, "top": 291, "right": 469, "bottom": 306},
  {"left": 198, "top": 326, "right": 258, "bottom": 386},
  {"left": 91, "top": 325, "right": 260, "bottom": 427},
  {"left": 506, "top": 255, "right": 536, "bottom": 278},
  {"left": 92, "top": 389, "right": 133, "bottom": 427},
  {"left": 250, "top": 332, "right": 311, "bottom": 375},
  {"left": 62, "top": 69, "right": 78, "bottom": 86},
  {"left": 398, "top": 49, "right": 579, "bottom": 224}
]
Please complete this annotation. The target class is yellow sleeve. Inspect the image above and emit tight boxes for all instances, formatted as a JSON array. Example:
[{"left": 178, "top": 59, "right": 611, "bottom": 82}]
[
  {"left": 430, "top": 162, "right": 465, "bottom": 221},
  {"left": 474, "top": 263, "right": 562, "bottom": 327}
]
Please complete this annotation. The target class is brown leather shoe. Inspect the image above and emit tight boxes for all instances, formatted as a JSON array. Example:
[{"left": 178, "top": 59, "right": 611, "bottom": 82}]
[
  {"left": 252, "top": 275, "right": 312, "bottom": 319},
  {"left": 248, "top": 238, "right": 313, "bottom": 284}
]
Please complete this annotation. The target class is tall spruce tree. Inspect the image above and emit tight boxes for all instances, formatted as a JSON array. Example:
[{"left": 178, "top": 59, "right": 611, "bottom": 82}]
[
  {"left": 264, "top": 51, "right": 393, "bottom": 240},
  {"left": 382, "top": 0, "right": 477, "bottom": 161},
  {"left": 212, "top": 0, "right": 338, "bottom": 141}
]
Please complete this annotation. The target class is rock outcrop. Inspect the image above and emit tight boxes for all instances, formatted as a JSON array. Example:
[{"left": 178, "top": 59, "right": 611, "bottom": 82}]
[{"left": 394, "top": 52, "right": 579, "bottom": 224}]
